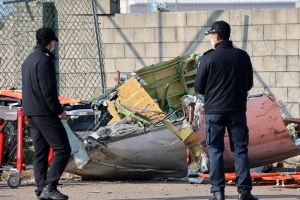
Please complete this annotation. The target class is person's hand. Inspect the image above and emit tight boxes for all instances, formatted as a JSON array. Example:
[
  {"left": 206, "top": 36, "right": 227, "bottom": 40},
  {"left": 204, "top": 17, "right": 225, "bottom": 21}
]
[{"left": 58, "top": 111, "right": 67, "bottom": 119}]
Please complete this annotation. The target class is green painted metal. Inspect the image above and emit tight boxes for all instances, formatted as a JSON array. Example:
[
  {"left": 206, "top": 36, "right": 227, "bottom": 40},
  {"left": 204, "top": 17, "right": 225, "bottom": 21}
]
[
  {"left": 115, "top": 103, "right": 151, "bottom": 126},
  {"left": 137, "top": 54, "right": 201, "bottom": 112}
]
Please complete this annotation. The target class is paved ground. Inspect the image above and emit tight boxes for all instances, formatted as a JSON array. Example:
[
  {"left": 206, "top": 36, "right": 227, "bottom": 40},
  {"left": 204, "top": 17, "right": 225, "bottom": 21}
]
[{"left": 0, "top": 179, "right": 300, "bottom": 200}]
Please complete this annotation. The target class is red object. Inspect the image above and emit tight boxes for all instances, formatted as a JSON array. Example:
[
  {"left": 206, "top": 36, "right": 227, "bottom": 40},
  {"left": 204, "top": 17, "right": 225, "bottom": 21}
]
[
  {"left": 189, "top": 172, "right": 300, "bottom": 183},
  {"left": 16, "top": 108, "right": 26, "bottom": 171},
  {"left": 186, "top": 107, "right": 194, "bottom": 165},
  {"left": 0, "top": 90, "right": 81, "bottom": 105},
  {"left": 58, "top": 96, "right": 81, "bottom": 105},
  {"left": 116, "top": 70, "right": 120, "bottom": 86},
  {"left": 0, "top": 90, "right": 22, "bottom": 99},
  {"left": 186, "top": 149, "right": 191, "bottom": 164},
  {"left": 0, "top": 91, "right": 60, "bottom": 171},
  {"left": 48, "top": 148, "right": 54, "bottom": 167},
  {"left": 0, "top": 119, "right": 5, "bottom": 166}
]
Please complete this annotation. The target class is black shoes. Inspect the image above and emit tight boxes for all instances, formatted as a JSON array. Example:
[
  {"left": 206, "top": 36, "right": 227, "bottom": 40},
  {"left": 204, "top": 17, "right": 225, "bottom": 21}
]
[
  {"left": 36, "top": 195, "right": 46, "bottom": 200},
  {"left": 40, "top": 184, "right": 69, "bottom": 200},
  {"left": 36, "top": 191, "right": 42, "bottom": 200},
  {"left": 209, "top": 190, "right": 257, "bottom": 200},
  {"left": 238, "top": 191, "right": 258, "bottom": 200},
  {"left": 210, "top": 191, "right": 225, "bottom": 200}
]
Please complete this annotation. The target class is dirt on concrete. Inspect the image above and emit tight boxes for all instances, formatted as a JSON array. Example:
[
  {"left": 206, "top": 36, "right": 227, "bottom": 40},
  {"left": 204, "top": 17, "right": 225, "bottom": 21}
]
[{"left": 0, "top": 177, "right": 300, "bottom": 200}]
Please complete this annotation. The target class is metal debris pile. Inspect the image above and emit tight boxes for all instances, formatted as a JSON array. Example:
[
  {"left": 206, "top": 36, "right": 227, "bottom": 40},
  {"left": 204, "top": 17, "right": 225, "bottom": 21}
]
[
  {"left": 63, "top": 54, "right": 210, "bottom": 179},
  {"left": 63, "top": 53, "right": 300, "bottom": 180},
  {"left": 70, "top": 53, "right": 202, "bottom": 144}
]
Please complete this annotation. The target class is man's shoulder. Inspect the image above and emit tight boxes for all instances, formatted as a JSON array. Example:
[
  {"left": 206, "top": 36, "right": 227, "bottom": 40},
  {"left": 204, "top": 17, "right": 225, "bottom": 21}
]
[
  {"left": 30, "top": 49, "right": 46, "bottom": 58},
  {"left": 235, "top": 47, "right": 249, "bottom": 54},
  {"left": 203, "top": 49, "right": 214, "bottom": 55},
  {"left": 33, "top": 50, "right": 54, "bottom": 62}
]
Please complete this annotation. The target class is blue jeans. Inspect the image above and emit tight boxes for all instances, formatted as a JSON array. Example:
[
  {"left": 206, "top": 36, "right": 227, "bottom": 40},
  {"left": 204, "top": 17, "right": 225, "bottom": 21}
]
[{"left": 205, "top": 113, "right": 252, "bottom": 193}]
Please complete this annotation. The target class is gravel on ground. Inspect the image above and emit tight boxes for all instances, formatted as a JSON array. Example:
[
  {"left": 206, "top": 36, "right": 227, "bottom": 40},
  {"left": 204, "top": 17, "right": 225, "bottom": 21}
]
[{"left": 0, "top": 178, "right": 300, "bottom": 200}]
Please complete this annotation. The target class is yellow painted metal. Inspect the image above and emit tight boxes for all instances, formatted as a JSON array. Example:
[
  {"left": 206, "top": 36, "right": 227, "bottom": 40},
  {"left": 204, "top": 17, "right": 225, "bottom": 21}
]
[
  {"left": 161, "top": 119, "right": 202, "bottom": 163},
  {"left": 106, "top": 100, "right": 121, "bottom": 124},
  {"left": 116, "top": 77, "right": 165, "bottom": 123},
  {"left": 115, "top": 102, "right": 151, "bottom": 125}
]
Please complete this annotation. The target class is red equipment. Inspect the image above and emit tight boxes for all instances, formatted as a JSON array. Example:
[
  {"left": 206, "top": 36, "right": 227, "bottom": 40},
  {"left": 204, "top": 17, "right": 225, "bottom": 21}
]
[
  {"left": 188, "top": 172, "right": 300, "bottom": 186},
  {"left": 0, "top": 90, "right": 81, "bottom": 188},
  {"left": 0, "top": 104, "right": 29, "bottom": 188}
]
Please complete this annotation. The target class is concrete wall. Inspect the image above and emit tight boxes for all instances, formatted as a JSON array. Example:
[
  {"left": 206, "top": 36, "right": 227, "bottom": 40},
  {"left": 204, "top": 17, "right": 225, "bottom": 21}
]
[{"left": 98, "top": 8, "right": 300, "bottom": 118}]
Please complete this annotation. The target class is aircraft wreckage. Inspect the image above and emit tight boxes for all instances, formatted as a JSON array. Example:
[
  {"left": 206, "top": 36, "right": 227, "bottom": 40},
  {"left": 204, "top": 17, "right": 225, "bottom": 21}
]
[
  {"left": 61, "top": 54, "right": 300, "bottom": 180},
  {"left": 1, "top": 54, "right": 300, "bottom": 181}
]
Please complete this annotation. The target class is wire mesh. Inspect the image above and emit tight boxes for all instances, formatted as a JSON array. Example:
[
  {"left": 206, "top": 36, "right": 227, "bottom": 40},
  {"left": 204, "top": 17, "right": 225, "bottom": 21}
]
[{"left": 0, "top": 0, "right": 106, "bottom": 101}]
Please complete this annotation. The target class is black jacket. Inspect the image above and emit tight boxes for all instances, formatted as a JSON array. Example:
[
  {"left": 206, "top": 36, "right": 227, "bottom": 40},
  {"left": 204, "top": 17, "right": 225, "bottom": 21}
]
[
  {"left": 194, "top": 40, "right": 253, "bottom": 114},
  {"left": 22, "top": 45, "right": 63, "bottom": 116}
]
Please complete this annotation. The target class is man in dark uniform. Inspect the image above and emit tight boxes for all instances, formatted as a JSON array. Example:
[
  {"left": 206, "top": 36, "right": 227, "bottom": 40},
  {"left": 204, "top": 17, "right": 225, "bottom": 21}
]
[
  {"left": 194, "top": 21, "right": 258, "bottom": 200},
  {"left": 22, "top": 27, "right": 71, "bottom": 200}
]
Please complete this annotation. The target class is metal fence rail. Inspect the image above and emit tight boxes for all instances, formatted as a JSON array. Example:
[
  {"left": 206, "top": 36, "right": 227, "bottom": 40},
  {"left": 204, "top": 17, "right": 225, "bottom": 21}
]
[{"left": 0, "top": 0, "right": 106, "bottom": 101}]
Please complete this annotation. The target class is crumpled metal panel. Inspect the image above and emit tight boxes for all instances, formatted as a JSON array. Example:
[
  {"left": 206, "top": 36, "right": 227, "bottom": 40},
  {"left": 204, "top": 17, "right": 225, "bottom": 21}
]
[{"left": 65, "top": 122, "right": 188, "bottom": 180}]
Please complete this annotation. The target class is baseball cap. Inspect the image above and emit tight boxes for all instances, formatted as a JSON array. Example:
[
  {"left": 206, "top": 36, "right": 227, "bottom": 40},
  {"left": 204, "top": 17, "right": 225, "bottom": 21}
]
[
  {"left": 204, "top": 21, "right": 231, "bottom": 36},
  {"left": 36, "top": 27, "right": 58, "bottom": 44}
]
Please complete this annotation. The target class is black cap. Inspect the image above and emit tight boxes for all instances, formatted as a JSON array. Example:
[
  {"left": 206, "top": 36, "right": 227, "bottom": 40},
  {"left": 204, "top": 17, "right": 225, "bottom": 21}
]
[
  {"left": 36, "top": 27, "right": 58, "bottom": 44},
  {"left": 204, "top": 21, "right": 231, "bottom": 36}
]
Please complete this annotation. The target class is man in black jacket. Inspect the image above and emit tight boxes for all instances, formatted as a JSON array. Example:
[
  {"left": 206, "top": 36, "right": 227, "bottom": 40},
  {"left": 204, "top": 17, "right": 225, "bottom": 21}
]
[
  {"left": 22, "top": 27, "right": 71, "bottom": 200},
  {"left": 194, "top": 21, "right": 258, "bottom": 200}
]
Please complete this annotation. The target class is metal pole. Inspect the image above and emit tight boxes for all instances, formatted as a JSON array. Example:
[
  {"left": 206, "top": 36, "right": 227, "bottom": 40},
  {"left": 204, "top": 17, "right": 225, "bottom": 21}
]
[{"left": 91, "top": 0, "right": 105, "bottom": 94}]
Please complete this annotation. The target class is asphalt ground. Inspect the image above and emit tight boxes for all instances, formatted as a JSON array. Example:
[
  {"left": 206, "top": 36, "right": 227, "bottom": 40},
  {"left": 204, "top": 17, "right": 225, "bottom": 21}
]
[{"left": 0, "top": 179, "right": 300, "bottom": 200}]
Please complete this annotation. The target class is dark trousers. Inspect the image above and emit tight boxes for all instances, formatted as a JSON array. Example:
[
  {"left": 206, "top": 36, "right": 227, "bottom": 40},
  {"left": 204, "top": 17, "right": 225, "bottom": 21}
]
[
  {"left": 205, "top": 113, "right": 252, "bottom": 193},
  {"left": 27, "top": 116, "right": 71, "bottom": 196}
]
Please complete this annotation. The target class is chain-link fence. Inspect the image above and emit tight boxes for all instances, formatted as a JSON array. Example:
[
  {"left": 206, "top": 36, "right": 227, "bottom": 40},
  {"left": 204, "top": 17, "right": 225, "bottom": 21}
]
[{"left": 0, "top": 0, "right": 106, "bottom": 101}]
